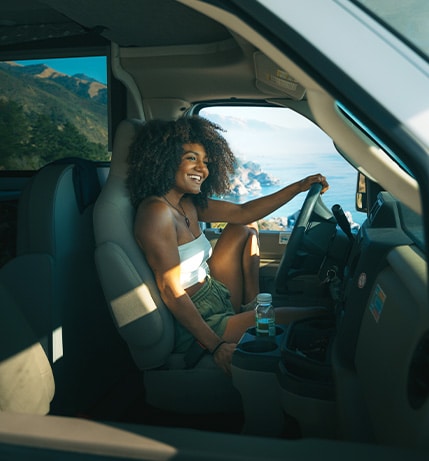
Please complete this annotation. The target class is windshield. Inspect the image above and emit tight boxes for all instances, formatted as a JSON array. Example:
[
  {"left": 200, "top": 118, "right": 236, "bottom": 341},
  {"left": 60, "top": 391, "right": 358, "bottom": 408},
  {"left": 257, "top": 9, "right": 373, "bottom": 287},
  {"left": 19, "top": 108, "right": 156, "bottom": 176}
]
[
  {"left": 354, "top": 0, "right": 429, "bottom": 60},
  {"left": 199, "top": 105, "right": 365, "bottom": 230}
]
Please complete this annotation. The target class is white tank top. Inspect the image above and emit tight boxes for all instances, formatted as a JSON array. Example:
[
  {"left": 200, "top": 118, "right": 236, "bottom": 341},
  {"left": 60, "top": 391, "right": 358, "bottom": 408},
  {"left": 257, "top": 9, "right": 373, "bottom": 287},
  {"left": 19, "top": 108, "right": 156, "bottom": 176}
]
[{"left": 178, "top": 233, "right": 212, "bottom": 289}]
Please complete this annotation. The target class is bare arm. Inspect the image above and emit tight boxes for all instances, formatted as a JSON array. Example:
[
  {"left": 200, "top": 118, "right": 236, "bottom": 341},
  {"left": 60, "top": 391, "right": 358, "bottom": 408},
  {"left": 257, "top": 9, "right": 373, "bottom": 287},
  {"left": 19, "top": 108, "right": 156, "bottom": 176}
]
[
  {"left": 134, "top": 199, "right": 225, "bottom": 355},
  {"left": 197, "top": 174, "right": 328, "bottom": 224}
]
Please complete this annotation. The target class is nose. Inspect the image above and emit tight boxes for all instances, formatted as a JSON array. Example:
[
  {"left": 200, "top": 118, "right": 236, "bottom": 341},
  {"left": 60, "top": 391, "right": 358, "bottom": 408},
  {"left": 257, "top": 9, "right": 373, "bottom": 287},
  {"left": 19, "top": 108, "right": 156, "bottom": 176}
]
[{"left": 195, "top": 158, "right": 208, "bottom": 172}]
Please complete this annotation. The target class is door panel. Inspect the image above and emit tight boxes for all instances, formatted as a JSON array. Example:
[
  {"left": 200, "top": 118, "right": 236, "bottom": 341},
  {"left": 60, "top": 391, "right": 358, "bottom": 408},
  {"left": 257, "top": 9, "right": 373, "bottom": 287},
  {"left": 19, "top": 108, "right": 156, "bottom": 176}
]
[{"left": 355, "top": 245, "right": 429, "bottom": 447}]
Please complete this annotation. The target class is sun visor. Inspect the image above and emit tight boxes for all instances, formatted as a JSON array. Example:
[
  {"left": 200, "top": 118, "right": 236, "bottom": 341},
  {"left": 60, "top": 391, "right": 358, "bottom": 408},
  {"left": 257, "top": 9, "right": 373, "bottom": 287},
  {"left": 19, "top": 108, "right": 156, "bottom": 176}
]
[{"left": 254, "top": 52, "right": 306, "bottom": 100}]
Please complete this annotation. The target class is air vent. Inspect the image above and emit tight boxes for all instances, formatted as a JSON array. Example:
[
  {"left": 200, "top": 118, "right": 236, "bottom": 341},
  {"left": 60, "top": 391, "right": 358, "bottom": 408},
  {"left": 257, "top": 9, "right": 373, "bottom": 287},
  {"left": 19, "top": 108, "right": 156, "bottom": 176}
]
[
  {"left": 369, "top": 192, "right": 400, "bottom": 227},
  {"left": 408, "top": 331, "right": 429, "bottom": 409}
]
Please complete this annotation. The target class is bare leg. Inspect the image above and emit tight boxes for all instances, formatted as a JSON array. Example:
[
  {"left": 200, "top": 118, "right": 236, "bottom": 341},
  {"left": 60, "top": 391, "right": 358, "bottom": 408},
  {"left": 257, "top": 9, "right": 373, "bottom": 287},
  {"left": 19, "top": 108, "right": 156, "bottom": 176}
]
[
  {"left": 222, "top": 306, "right": 328, "bottom": 343},
  {"left": 208, "top": 223, "right": 260, "bottom": 312},
  {"left": 241, "top": 222, "right": 260, "bottom": 304}
]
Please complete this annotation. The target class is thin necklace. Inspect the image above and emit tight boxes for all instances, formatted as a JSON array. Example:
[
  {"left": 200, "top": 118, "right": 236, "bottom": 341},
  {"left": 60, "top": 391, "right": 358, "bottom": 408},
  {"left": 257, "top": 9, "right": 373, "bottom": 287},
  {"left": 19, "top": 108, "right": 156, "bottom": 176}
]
[{"left": 163, "top": 196, "right": 190, "bottom": 228}]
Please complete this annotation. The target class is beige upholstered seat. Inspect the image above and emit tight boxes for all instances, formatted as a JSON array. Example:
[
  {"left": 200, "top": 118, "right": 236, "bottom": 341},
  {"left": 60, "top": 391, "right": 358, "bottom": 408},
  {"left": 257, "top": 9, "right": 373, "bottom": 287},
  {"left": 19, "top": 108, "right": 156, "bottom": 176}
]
[
  {"left": 0, "top": 278, "right": 54, "bottom": 415},
  {"left": 14, "top": 159, "right": 133, "bottom": 415}
]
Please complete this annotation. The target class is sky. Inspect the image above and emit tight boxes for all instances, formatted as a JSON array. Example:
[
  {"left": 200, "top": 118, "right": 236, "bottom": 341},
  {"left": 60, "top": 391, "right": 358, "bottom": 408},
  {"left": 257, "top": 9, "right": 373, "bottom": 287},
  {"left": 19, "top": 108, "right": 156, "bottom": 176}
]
[
  {"left": 201, "top": 106, "right": 337, "bottom": 158},
  {"left": 14, "top": 57, "right": 107, "bottom": 84}
]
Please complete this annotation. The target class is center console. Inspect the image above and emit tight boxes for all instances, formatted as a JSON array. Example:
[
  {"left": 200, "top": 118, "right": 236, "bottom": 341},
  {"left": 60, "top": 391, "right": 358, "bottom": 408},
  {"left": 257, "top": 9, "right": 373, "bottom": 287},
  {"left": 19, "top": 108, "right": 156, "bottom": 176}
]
[
  {"left": 232, "top": 325, "right": 287, "bottom": 436},
  {"left": 232, "top": 316, "right": 338, "bottom": 438}
]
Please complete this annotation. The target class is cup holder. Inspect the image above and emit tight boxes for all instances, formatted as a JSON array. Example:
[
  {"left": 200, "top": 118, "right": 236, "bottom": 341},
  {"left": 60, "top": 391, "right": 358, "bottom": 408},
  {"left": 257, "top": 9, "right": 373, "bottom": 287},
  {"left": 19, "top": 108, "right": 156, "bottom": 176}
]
[
  {"left": 238, "top": 340, "right": 278, "bottom": 354},
  {"left": 233, "top": 325, "right": 287, "bottom": 369},
  {"left": 247, "top": 326, "right": 285, "bottom": 337}
]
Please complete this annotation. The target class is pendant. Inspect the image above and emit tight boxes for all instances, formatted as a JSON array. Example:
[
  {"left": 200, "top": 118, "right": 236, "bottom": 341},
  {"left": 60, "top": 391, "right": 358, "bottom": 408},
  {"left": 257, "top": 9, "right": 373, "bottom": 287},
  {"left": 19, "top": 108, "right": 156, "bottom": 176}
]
[{"left": 185, "top": 216, "right": 190, "bottom": 228}]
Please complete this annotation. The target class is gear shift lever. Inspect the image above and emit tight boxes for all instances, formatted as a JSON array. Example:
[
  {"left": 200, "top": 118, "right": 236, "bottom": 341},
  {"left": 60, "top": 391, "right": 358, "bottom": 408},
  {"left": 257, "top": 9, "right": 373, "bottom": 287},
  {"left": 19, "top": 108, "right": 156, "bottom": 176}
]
[{"left": 332, "top": 204, "right": 354, "bottom": 241}]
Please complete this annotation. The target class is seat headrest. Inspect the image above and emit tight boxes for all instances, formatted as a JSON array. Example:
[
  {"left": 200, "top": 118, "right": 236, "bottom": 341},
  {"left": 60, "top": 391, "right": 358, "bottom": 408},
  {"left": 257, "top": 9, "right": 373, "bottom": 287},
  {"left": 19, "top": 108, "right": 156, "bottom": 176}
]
[
  {"left": 110, "top": 119, "right": 145, "bottom": 180},
  {"left": 51, "top": 157, "right": 100, "bottom": 213}
]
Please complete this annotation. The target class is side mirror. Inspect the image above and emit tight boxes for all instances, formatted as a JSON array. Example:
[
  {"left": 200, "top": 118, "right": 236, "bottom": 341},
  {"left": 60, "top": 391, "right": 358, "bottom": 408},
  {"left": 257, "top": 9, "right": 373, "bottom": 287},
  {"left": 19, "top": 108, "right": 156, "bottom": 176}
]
[{"left": 356, "top": 172, "right": 367, "bottom": 212}]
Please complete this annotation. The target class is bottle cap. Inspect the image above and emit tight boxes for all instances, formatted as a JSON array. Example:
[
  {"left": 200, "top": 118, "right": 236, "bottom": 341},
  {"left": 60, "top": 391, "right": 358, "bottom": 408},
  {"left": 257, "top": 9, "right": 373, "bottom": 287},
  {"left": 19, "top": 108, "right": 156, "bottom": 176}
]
[{"left": 256, "top": 293, "right": 272, "bottom": 303}]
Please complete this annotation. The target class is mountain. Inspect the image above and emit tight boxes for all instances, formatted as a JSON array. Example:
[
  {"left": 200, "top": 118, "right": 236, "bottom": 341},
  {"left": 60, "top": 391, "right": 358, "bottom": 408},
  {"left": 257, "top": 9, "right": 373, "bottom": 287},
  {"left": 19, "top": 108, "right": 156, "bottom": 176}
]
[{"left": 0, "top": 62, "right": 107, "bottom": 146}]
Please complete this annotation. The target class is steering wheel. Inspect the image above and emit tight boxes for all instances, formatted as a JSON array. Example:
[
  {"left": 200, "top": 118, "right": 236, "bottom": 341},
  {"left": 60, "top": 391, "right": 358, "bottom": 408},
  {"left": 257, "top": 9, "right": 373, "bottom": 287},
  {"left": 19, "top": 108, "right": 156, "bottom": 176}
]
[{"left": 274, "top": 182, "right": 323, "bottom": 293}]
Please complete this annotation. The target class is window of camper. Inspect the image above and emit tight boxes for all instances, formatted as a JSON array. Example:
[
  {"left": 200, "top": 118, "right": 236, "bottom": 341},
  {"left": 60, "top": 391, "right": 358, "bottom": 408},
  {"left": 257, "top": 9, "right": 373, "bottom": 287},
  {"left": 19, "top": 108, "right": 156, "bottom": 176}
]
[
  {"left": 199, "top": 105, "right": 365, "bottom": 231},
  {"left": 0, "top": 56, "right": 108, "bottom": 171}
]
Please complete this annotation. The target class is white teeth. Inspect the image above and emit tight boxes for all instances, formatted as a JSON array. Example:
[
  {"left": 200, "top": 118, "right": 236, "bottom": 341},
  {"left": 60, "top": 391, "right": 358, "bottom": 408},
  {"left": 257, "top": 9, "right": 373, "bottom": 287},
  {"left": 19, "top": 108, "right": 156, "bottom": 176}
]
[{"left": 189, "top": 175, "right": 201, "bottom": 181}]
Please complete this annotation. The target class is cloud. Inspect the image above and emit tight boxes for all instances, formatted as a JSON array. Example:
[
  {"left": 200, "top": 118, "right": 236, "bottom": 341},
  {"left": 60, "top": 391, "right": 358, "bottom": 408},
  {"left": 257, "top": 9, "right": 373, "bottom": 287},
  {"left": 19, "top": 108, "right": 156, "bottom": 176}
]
[{"left": 202, "top": 107, "right": 334, "bottom": 158}]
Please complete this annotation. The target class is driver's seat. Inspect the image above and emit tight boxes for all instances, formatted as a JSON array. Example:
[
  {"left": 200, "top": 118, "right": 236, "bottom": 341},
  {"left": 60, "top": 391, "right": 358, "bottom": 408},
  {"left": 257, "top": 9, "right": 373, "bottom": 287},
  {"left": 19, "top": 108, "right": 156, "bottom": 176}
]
[{"left": 93, "top": 119, "right": 241, "bottom": 414}]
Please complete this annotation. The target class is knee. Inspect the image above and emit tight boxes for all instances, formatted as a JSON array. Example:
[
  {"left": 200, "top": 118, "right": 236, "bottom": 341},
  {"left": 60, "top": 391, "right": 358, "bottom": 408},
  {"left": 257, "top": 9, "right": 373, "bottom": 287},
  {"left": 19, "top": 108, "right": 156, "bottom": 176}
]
[
  {"left": 246, "top": 221, "right": 259, "bottom": 236},
  {"left": 244, "top": 222, "right": 260, "bottom": 247},
  {"left": 234, "top": 223, "right": 260, "bottom": 255},
  {"left": 247, "top": 224, "right": 260, "bottom": 255},
  {"left": 224, "top": 222, "right": 259, "bottom": 241}
]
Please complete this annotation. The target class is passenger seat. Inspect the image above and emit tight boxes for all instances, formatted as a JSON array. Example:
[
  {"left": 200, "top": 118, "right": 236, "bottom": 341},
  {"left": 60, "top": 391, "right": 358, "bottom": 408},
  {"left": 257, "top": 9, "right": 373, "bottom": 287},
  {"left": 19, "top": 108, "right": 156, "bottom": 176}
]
[
  {"left": 0, "top": 281, "right": 54, "bottom": 415},
  {"left": 12, "top": 158, "right": 134, "bottom": 416}
]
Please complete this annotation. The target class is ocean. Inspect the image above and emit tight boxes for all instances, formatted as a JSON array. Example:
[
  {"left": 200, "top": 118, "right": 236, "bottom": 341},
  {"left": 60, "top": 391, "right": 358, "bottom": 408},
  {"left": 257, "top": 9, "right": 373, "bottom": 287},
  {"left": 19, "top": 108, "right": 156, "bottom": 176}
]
[{"left": 223, "top": 152, "right": 366, "bottom": 227}]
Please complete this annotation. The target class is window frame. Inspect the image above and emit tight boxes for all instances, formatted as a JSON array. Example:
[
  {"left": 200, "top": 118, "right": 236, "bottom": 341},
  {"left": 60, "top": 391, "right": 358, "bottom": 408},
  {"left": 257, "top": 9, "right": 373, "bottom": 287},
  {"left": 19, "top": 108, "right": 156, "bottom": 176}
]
[{"left": 0, "top": 49, "right": 111, "bottom": 175}]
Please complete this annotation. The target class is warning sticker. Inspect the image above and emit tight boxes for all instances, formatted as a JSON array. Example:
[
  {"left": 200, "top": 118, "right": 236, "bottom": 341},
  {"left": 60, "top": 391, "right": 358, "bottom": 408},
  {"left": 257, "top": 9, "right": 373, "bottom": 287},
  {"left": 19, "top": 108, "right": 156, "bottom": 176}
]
[
  {"left": 279, "top": 232, "right": 289, "bottom": 245},
  {"left": 369, "top": 284, "right": 386, "bottom": 323}
]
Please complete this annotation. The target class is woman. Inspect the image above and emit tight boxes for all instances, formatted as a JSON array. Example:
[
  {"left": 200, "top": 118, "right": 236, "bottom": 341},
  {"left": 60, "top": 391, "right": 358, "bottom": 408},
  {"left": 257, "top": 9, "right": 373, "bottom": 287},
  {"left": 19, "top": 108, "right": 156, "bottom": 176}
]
[{"left": 127, "top": 116, "right": 329, "bottom": 374}]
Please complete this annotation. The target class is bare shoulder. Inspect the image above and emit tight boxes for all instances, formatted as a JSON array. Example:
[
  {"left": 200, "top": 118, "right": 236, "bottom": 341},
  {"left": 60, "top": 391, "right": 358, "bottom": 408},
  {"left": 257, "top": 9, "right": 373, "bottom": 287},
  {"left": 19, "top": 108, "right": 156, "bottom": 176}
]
[
  {"left": 136, "top": 196, "right": 160, "bottom": 213},
  {"left": 134, "top": 197, "right": 181, "bottom": 269},
  {"left": 134, "top": 196, "right": 176, "bottom": 244},
  {"left": 136, "top": 196, "right": 170, "bottom": 223}
]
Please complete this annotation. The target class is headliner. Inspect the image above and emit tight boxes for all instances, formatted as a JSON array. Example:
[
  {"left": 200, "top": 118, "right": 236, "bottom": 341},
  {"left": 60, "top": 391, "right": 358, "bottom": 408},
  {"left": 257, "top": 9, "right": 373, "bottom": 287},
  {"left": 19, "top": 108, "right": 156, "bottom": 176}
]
[{"left": 0, "top": 0, "right": 232, "bottom": 49}]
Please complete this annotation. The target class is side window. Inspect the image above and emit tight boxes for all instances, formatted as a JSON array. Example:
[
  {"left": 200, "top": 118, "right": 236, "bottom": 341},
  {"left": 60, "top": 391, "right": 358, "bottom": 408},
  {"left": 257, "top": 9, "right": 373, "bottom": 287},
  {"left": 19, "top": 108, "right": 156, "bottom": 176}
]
[
  {"left": 199, "top": 106, "right": 365, "bottom": 230},
  {"left": 0, "top": 56, "right": 108, "bottom": 171}
]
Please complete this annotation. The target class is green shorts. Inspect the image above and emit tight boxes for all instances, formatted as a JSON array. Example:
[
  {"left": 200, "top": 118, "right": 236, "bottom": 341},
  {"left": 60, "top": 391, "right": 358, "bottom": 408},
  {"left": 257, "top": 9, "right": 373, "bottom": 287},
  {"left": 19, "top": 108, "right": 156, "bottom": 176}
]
[{"left": 173, "top": 276, "right": 235, "bottom": 353}]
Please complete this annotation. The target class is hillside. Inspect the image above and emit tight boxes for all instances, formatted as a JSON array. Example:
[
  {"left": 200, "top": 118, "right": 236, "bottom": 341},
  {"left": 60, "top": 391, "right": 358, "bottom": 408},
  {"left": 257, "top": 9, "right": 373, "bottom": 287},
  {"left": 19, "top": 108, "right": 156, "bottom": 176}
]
[{"left": 0, "top": 62, "right": 107, "bottom": 146}]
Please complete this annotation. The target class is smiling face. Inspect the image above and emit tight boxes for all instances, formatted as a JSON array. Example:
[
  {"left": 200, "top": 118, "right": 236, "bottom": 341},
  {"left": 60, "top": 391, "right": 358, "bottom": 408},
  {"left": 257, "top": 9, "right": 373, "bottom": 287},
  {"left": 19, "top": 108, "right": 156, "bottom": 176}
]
[{"left": 173, "top": 143, "right": 209, "bottom": 195}]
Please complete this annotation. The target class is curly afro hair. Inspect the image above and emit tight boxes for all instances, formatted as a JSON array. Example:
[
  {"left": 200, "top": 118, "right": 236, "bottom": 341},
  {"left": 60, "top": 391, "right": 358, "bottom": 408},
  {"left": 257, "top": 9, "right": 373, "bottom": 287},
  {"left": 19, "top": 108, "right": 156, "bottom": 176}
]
[{"left": 126, "top": 116, "right": 236, "bottom": 208}]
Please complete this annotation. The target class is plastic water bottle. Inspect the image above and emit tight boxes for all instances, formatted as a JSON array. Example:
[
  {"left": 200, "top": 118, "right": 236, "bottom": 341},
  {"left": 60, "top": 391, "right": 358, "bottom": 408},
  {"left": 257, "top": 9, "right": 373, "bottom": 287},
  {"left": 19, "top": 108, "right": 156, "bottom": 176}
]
[{"left": 255, "top": 293, "right": 276, "bottom": 337}]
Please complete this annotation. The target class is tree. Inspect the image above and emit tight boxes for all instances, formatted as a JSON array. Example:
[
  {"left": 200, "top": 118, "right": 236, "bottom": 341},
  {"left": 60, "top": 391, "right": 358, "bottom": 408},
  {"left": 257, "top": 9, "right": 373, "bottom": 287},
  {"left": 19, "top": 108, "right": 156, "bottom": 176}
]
[
  {"left": 0, "top": 99, "right": 108, "bottom": 170},
  {"left": 0, "top": 100, "right": 31, "bottom": 169}
]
